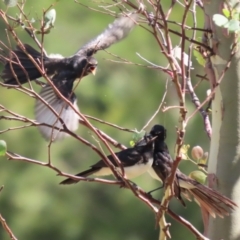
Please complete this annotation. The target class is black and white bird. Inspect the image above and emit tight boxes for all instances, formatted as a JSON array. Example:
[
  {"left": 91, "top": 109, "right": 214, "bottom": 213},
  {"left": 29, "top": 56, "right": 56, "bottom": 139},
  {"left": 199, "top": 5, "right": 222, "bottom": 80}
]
[
  {"left": 1, "top": 13, "right": 138, "bottom": 140},
  {"left": 142, "top": 125, "right": 237, "bottom": 218},
  {"left": 60, "top": 134, "right": 156, "bottom": 185}
]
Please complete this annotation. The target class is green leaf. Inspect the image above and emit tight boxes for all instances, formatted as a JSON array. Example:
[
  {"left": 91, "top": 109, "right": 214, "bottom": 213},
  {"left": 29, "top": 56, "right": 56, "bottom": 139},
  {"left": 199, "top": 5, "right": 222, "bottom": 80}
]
[
  {"left": 222, "top": 8, "right": 230, "bottom": 18},
  {"left": 0, "top": 140, "right": 7, "bottom": 156},
  {"left": 172, "top": 46, "right": 192, "bottom": 67},
  {"left": 189, "top": 171, "right": 207, "bottom": 184},
  {"left": 130, "top": 130, "right": 146, "bottom": 146},
  {"left": 233, "top": 12, "right": 239, "bottom": 20},
  {"left": 193, "top": 49, "right": 206, "bottom": 67},
  {"left": 43, "top": 9, "right": 56, "bottom": 30},
  {"left": 228, "top": 19, "right": 240, "bottom": 32},
  {"left": 213, "top": 14, "right": 229, "bottom": 27},
  {"left": 3, "top": 0, "right": 17, "bottom": 7}
]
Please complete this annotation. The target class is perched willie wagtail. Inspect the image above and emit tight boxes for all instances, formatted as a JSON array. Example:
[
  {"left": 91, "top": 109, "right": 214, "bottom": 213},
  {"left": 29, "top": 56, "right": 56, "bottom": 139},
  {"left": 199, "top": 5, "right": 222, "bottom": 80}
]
[
  {"left": 60, "top": 134, "right": 156, "bottom": 185},
  {"left": 1, "top": 13, "right": 138, "bottom": 140},
  {"left": 143, "top": 125, "right": 237, "bottom": 218}
]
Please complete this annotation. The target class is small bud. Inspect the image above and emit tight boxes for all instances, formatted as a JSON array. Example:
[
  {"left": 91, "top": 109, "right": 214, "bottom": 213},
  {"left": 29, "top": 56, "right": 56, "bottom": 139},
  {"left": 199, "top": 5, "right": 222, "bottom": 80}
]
[
  {"left": 191, "top": 145, "right": 203, "bottom": 161},
  {"left": 0, "top": 140, "right": 7, "bottom": 156},
  {"left": 129, "top": 140, "right": 135, "bottom": 147},
  {"left": 198, "top": 151, "right": 208, "bottom": 166},
  {"left": 206, "top": 89, "right": 211, "bottom": 97},
  {"left": 203, "top": 152, "right": 208, "bottom": 160},
  {"left": 189, "top": 171, "right": 207, "bottom": 184}
]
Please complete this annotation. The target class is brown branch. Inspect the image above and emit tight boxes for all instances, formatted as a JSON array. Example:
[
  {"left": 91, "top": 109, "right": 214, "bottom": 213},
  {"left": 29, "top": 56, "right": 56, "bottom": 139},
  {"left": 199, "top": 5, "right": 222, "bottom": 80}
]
[
  {"left": 167, "top": 209, "right": 209, "bottom": 240},
  {"left": 141, "top": 79, "right": 168, "bottom": 131},
  {"left": 0, "top": 214, "right": 18, "bottom": 240},
  {"left": 6, "top": 150, "right": 160, "bottom": 213}
]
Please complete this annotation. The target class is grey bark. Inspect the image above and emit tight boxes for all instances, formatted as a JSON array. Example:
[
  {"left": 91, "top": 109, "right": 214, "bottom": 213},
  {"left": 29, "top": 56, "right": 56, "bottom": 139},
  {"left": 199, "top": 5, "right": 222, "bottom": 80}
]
[{"left": 204, "top": 1, "right": 240, "bottom": 239}]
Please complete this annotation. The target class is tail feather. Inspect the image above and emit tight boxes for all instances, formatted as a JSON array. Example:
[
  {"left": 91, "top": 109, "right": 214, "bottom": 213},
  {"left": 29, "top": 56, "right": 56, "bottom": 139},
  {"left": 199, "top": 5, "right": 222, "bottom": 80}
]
[
  {"left": 1, "top": 44, "right": 46, "bottom": 84},
  {"left": 173, "top": 179, "right": 186, "bottom": 207},
  {"left": 19, "top": 44, "right": 44, "bottom": 57},
  {"left": 60, "top": 168, "right": 99, "bottom": 185},
  {"left": 180, "top": 181, "right": 237, "bottom": 218},
  {"left": 189, "top": 188, "right": 229, "bottom": 218},
  {"left": 179, "top": 188, "right": 192, "bottom": 202}
]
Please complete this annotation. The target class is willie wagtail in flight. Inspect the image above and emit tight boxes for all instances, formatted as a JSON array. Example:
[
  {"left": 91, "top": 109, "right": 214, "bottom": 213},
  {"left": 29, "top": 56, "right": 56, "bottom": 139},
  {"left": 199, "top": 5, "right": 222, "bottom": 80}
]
[{"left": 1, "top": 13, "right": 138, "bottom": 140}]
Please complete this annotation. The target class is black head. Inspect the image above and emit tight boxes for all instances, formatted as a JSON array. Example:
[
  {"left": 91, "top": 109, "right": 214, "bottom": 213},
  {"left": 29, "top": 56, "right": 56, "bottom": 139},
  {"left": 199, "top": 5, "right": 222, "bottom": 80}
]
[
  {"left": 149, "top": 125, "right": 166, "bottom": 141},
  {"left": 73, "top": 56, "right": 98, "bottom": 78},
  {"left": 85, "top": 56, "right": 98, "bottom": 76}
]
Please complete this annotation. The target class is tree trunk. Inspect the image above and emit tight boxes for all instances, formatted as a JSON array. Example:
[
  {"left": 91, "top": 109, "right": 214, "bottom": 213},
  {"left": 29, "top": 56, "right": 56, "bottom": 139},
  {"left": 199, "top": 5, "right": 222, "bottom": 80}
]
[{"left": 205, "top": 1, "right": 240, "bottom": 239}]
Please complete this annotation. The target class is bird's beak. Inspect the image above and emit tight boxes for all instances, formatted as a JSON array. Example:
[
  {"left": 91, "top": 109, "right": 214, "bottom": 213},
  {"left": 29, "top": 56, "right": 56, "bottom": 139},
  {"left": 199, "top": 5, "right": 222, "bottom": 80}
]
[
  {"left": 146, "top": 135, "right": 158, "bottom": 143},
  {"left": 91, "top": 68, "right": 96, "bottom": 76},
  {"left": 151, "top": 136, "right": 158, "bottom": 141}
]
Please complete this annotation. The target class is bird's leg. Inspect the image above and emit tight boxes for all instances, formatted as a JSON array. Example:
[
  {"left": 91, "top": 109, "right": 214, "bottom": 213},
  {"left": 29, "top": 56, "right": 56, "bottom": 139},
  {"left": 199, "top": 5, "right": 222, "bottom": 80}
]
[{"left": 147, "top": 184, "right": 165, "bottom": 195}]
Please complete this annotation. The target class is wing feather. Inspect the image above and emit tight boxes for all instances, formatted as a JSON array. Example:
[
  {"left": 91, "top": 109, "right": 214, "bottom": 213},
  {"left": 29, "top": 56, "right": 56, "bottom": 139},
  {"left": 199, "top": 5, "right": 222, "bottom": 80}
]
[
  {"left": 35, "top": 84, "right": 80, "bottom": 141},
  {"left": 76, "top": 13, "right": 138, "bottom": 56}
]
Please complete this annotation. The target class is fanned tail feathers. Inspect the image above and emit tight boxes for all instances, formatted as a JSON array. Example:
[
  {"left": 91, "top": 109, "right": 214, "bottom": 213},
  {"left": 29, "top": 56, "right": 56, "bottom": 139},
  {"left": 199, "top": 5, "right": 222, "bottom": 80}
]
[
  {"left": 188, "top": 185, "right": 237, "bottom": 218},
  {"left": 176, "top": 176, "right": 237, "bottom": 218}
]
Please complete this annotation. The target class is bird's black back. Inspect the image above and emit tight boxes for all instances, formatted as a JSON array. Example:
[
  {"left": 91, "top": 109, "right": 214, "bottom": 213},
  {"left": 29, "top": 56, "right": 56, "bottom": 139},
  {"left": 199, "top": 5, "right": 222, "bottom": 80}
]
[
  {"left": 137, "top": 125, "right": 174, "bottom": 181},
  {"left": 152, "top": 139, "right": 173, "bottom": 181}
]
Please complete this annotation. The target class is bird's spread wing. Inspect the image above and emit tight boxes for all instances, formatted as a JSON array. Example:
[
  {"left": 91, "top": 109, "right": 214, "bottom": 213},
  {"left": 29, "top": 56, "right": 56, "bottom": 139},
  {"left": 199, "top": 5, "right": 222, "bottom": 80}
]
[
  {"left": 76, "top": 13, "right": 138, "bottom": 56},
  {"left": 35, "top": 78, "right": 80, "bottom": 141}
]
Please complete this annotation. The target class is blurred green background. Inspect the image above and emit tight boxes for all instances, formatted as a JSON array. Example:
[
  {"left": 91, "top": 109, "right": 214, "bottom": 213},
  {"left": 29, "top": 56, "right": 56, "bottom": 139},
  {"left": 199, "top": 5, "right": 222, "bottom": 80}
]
[{"left": 0, "top": 1, "right": 210, "bottom": 239}]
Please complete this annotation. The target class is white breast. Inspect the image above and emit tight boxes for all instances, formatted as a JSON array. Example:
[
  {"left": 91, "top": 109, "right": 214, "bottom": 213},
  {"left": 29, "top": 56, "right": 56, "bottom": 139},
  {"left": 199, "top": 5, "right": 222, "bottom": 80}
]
[
  {"left": 147, "top": 168, "right": 162, "bottom": 182},
  {"left": 124, "top": 157, "right": 153, "bottom": 178}
]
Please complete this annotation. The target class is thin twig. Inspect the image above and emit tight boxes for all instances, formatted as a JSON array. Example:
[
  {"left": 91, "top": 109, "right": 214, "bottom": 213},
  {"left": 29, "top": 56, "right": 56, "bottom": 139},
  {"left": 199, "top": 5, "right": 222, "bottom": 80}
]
[
  {"left": 141, "top": 79, "right": 168, "bottom": 131},
  {"left": 0, "top": 214, "right": 18, "bottom": 240}
]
